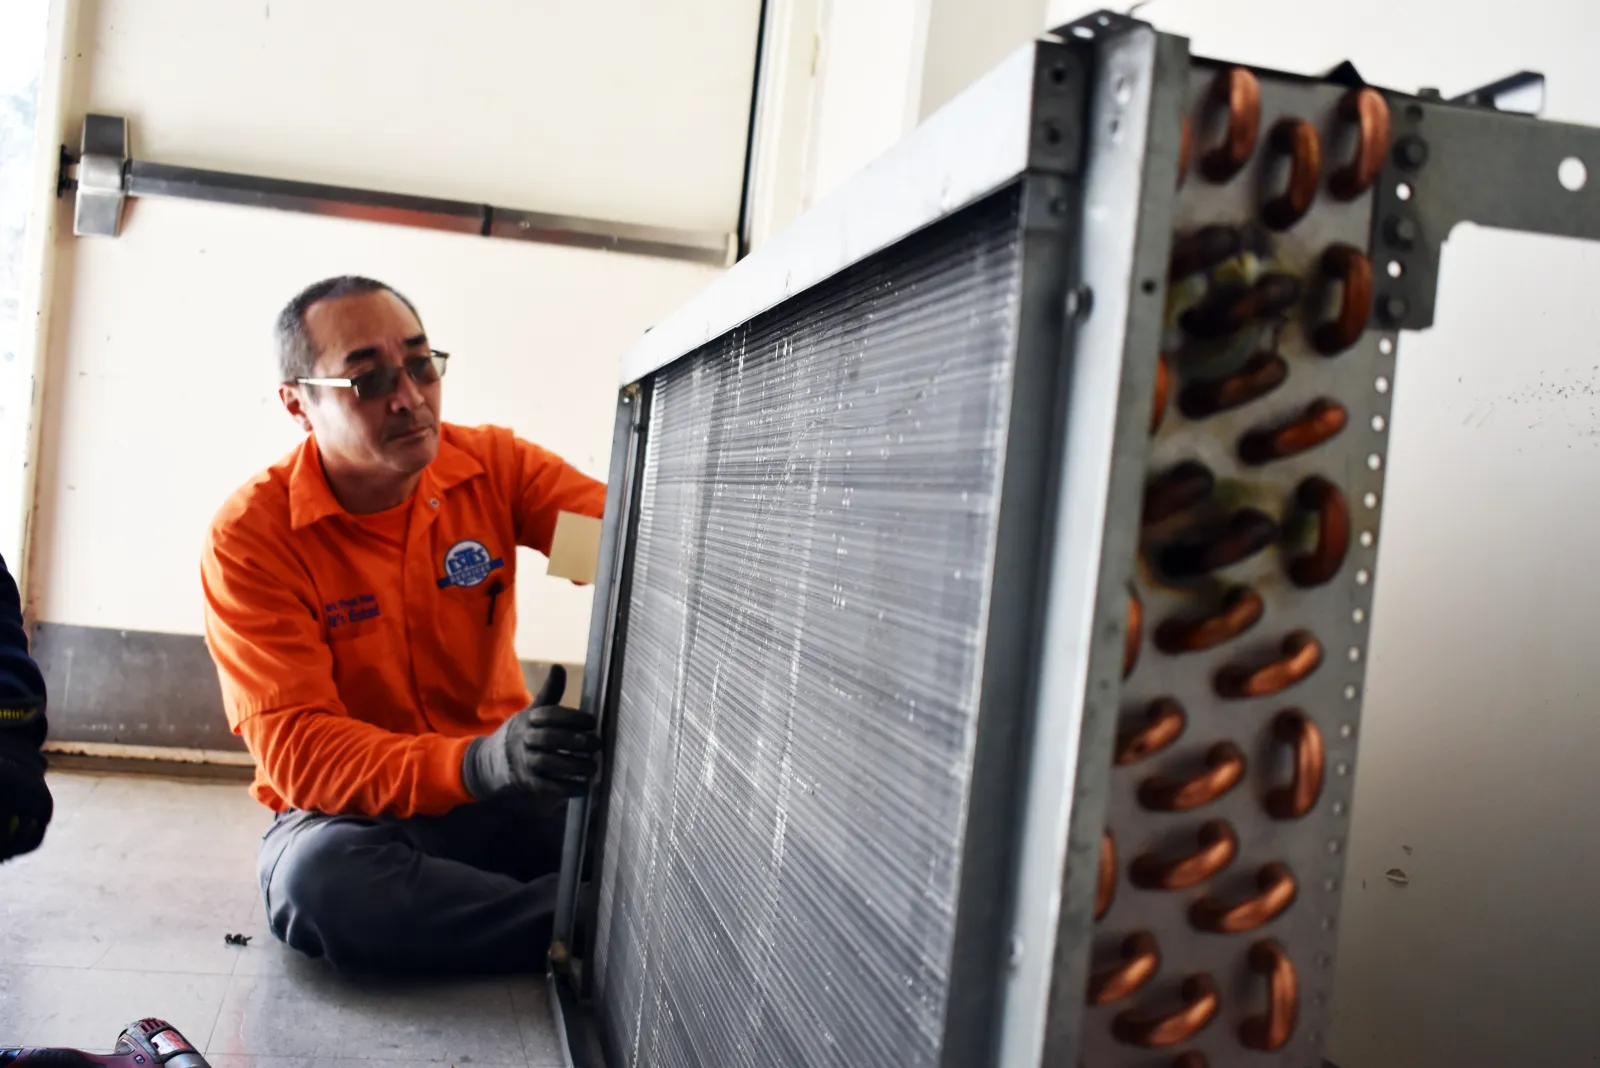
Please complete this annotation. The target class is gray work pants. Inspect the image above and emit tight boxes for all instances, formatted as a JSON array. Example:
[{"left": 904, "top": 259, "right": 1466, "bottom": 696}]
[{"left": 257, "top": 795, "right": 568, "bottom": 974}]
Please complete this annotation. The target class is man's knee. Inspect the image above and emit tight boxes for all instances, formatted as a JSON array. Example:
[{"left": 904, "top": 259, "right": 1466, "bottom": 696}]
[{"left": 266, "top": 817, "right": 407, "bottom": 962}]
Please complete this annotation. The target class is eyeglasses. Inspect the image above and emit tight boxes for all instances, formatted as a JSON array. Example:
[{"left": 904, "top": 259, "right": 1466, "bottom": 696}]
[{"left": 297, "top": 351, "right": 450, "bottom": 401}]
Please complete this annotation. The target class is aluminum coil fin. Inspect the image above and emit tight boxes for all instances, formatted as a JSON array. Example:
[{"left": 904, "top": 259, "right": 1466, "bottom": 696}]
[{"left": 591, "top": 188, "right": 1026, "bottom": 1068}]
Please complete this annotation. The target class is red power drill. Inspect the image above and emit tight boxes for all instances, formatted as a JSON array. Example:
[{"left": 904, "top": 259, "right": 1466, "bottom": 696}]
[{"left": 1, "top": 1019, "right": 208, "bottom": 1068}]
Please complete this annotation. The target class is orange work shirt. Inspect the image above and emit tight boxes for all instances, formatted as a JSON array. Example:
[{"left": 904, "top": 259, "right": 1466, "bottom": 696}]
[{"left": 201, "top": 423, "right": 606, "bottom": 818}]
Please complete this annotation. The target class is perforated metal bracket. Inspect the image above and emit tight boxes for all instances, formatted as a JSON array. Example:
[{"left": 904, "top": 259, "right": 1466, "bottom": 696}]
[{"left": 1371, "top": 95, "right": 1600, "bottom": 330}]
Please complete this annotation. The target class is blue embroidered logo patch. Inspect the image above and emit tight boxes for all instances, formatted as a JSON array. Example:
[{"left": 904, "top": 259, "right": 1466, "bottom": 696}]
[
  {"left": 326, "top": 594, "right": 380, "bottom": 629},
  {"left": 438, "top": 539, "right": 504, "bottom": 589}
]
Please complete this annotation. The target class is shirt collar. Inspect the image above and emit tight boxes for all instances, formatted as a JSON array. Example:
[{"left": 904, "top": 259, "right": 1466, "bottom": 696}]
[{"left": 287, "top": 428, "right": 483, "bottom": 531}]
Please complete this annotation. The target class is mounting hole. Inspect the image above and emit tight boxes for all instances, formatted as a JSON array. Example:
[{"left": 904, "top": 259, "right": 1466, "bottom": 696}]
[
  {"left": 1340, "top": 723, "right": 1355, "bottom": 739},
  {"left": 1379, "top": 337, "right": 1395, "bottom": 356},
  {"left": 1140, "top": 278, "right": 1157, "bottom": 295},
  {"left": 1396, "top": 182, "right": 1413, "bottom": 201},
  {"left": 1097, "top": 13, "right": 1111, "bottom": 25},
  {"left": 1367, "top": 453, "right": 1383, "bottom": 471},
  {"left": 1071, "top": 25, "right": 1095, "bottom": 39},
  {"left": 1375, "top": 376, "right": 1390, "bottom": 394},
  {"left": 1050, "top": 62, "right": 1068, "bottom": 85},
  {"left": 1353, "top": 608, "right": 1366, "bottom": 624},
  {"left": 1363, "top": 491, "right": 1379, "bottom": 510},
  {"left": 1559, "top": 156, "right": 1588, "bottom": 192},
  {"left": 1360, "top": 530, "right": 1375, "bottom": 548},
  {"left": 1386, "top": 260, "right": 1404, "bottom": 278},
  {"left": 1405, "top": 103, "right": 1424, "bottom": 122},
  {"left": 1356, "top": 568, "right": 1371, "bottom": 586},
  {"left": 1343, "top": 685, "right": 1358, "bottom": 700},
  {"left": 1372, "top": 414, "right": 1387, "bottom": 432},
  {"left": 1348, "top": 646, "right": 1362, "bottom": 662}
]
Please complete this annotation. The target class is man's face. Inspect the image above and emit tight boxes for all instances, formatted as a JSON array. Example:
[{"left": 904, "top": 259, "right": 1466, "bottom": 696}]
[{"left": 280, "top": 289, "right": 442, "bottom": 481}]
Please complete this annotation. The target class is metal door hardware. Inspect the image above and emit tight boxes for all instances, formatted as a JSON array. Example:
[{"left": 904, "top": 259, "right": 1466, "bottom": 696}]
[{"left": 57, "top": 114, "right": 735, "bottom": 267}]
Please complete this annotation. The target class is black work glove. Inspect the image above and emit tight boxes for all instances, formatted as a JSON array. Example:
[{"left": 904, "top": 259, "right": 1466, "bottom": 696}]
[
  {"left": 0, "top": 697, "right": 52, "bottom": 862},
  {"left": 461, "top": 666, "right": 598, "bottom": 800}
]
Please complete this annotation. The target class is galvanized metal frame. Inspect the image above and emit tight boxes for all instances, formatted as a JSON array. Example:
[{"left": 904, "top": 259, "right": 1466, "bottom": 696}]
[{"left": 1021, "top": 19, "right": 1188, "bottom": 1066}]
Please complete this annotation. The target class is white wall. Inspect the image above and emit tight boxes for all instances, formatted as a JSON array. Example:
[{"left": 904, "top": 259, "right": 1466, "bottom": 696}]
[
  {"left": 1050, "top": 2, "right": 1600, "bottom": 1065},
  {"left": 750, "top": 0, "right": 1055, "bottom": 239},
  {"left": 25, "top": 0, "right": 761, "bottom": 665}
]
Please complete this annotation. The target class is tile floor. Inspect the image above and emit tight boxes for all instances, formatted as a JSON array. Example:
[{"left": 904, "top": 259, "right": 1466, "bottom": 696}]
[{"left": 0, "top": 770, "right": 566, "bottom": 1067}]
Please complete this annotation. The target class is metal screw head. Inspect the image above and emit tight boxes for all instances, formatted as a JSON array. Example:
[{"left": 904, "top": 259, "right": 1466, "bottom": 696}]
[
  {"left": 1395, "top": 135, "right": 1429, "bottom": 170},
  {"left": 1380, "top": 296, "right": 1410, "bottom": 325},
  {"left": 1065, "top": 285, "right": 1094, "bottom": 321},
  {"left": 1386, "top": 216, "right": 1419, "bottom": 249}
]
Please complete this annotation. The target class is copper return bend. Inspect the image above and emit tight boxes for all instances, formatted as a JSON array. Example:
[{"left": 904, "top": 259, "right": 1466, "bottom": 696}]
[
  {"left": 1116, "top": 698, "right": 1187, "bottom": 766},
  {"left": 1266, "top": 710, "right": 1325, "bottom": 820},
  {"left": 1096, "top": 830, "right": 1117, "bottom": 920},
  {"left": 1190, "top": 862, "right": 1298, "bottom": 933},
  {"left": 1113, "top": 975, "right": 1221, "bottom": 1048},
  {"left": 1131, "top": 820, "right": 1239, "bottom": 890},
  {"left": 1087, "top": 932, "right": 1161, "bottom": 1006},
  {"left": 1216, "top": 631, "right": 1323, "bottom": 699},
  {"left": 1138, "top": 742, "right": 1247, "bottom": 813},
  {"left": 1241, "top": 939, "right": 1300, "bottom": 1050}
]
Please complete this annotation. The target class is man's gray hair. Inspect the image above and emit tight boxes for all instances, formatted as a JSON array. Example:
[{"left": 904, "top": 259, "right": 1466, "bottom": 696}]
[{"left": 275, "top": 275, "right": 422, "bottom": 383}]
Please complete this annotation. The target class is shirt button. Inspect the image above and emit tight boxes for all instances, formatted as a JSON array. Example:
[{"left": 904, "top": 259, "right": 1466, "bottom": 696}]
[{"left": 429, "top": 498, "right": 440, "bottom": 508}]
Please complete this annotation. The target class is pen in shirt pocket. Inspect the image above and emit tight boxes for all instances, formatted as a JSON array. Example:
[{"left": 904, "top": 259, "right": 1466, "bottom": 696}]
[{"left": 485, "top": 579, "right": 505, "bottom": 625}]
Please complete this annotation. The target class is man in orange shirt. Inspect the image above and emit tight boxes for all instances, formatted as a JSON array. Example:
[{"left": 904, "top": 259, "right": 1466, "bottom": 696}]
[{"left": 202, "top": 275, "right": 607, "bottom": 973}]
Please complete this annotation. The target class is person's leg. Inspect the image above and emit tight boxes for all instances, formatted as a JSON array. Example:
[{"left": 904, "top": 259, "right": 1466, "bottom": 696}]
[
  {"left": 404, "top": 794, "right": 570, "bottom": 882},
  {"left": 257, "top": 806, "right": 562, "bottom": 974}
]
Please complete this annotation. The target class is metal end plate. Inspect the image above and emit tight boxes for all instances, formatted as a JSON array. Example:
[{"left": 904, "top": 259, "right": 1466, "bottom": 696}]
[{"left": 1081, "top": 61, "right": 1393, "bottom": 1065}]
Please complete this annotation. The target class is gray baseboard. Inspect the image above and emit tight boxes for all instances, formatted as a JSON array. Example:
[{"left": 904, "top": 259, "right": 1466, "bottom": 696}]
[{"left": 30, "top": 622, "right": 581, "bottom": 752}]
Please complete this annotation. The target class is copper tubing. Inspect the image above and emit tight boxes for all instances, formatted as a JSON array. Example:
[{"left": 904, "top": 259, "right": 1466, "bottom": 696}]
[
  {"left": 1289, "top": 477, "right": 1350, "bottom": 588},
  {"left": 1097, "top": 830, "right": 1117, "bottom": 921},
  {"left": 1181, "top": 274, "right": 1302, "bottom": 339},
  {"left": 1330, "top": 88, "right": 1391, "bottom": 200},
  {"left": 1239, "top": 398, "right": 1349, "bottom": 465},
  {"left": 1125, "top": 591, "right": 1143, "bottom": 679},
  {"left": 1116, "top": 698, "right": 1187, "bottom": 766},
  {"left": 1241, "top": 939, "right": 1300, "bottom": 1050},
  {"left": 1112, "top": 975, "right": 1221, "bottom": 1048},
  {"left": 1168, "top": 225, "right": 1242, "bottom": 281},
  {"left": 1216, "top": 631, "right": 1323, "bottom": 699},
  {"left": 1155, "top": 587, "right": 1264, "bottom": 654},
  {"left": 1200, "top": 67, "right": 1261, "bottom": 183},
  {"left": 1266, "top": 710, "right": 1325, "bottom": 820},
  {"left": 1143, "top": 461, "right": 1214, "bottom": 527},
  {"left": 1151, "top": 354, "right": 1171, "bottom": 435},
  {"left": 1312, "top": 244, "right": 1374, "bottom": 355},
  {"left": 1190, "top": 862, "right": 1298, "bottom": 933},
  {"left": 1131, "top": 819, "right": 1239, "bottom": 890},
  {"left": 1178, "top": 352, "right": 1288, "bottom": 419},
  {"left": 1138, "top": 742, "right": 1246, "bottom": 812},
  {"left": 1178, "top": 114, "right": 1193, "bottom": 187},
  {"left": 1159, "top": 508, "right": 1278, "bottom": 579},
  {"left": 1262, "top": 119, "right": 1323, "bottom": 231},
  {"left": 1087, "top": 932, "right": 1161, "bottom": 1006}
]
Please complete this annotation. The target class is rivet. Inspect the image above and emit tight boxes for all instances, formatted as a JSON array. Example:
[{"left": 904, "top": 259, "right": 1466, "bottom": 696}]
[
  {"left": 429, "top": 498, "right": 440, "bottom": 508},
  {"left": 1395, "top": 135, "right": 1429, "bottom": 170},
  {"left": 1385, "top": 216, "right": 1418, "bottom": 249}
]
